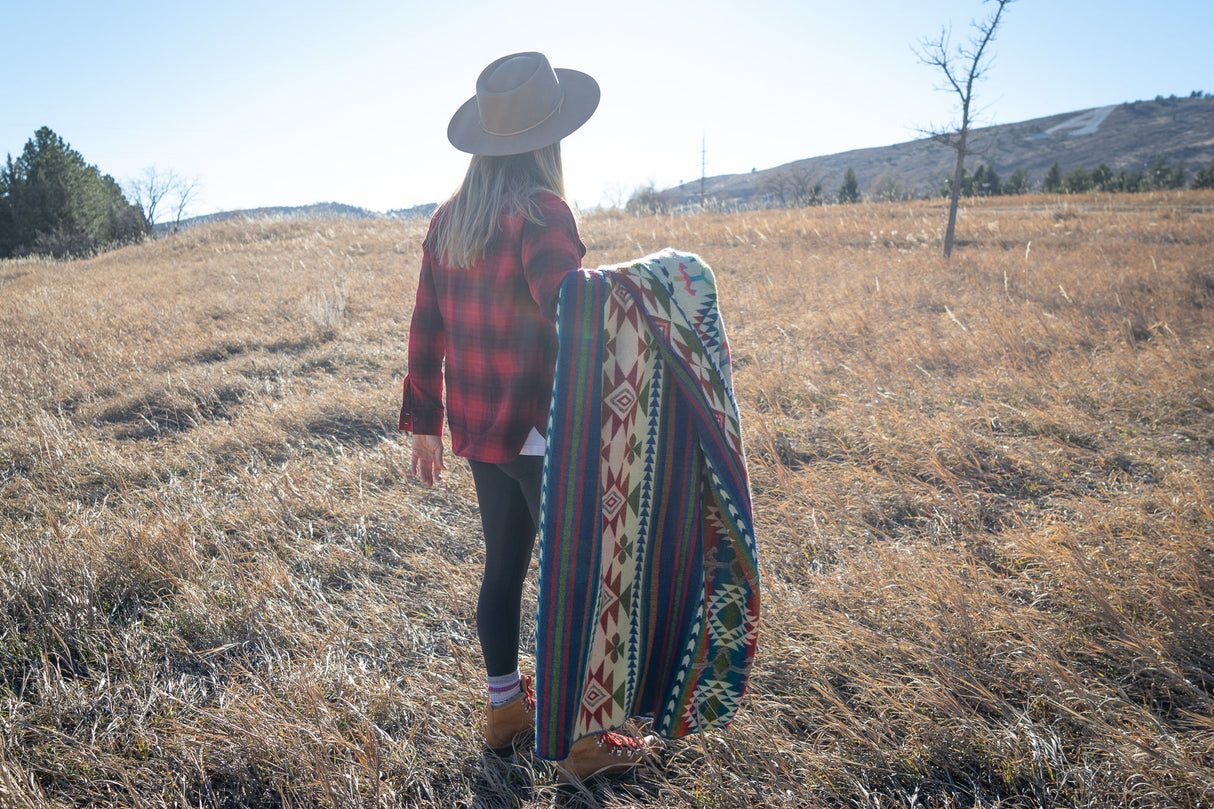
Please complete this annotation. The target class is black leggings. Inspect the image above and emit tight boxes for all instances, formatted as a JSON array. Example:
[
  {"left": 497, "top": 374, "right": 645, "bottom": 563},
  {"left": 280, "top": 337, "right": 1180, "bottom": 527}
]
[{"left": 468, "top": 455, "right": 544, "bottom": 677}]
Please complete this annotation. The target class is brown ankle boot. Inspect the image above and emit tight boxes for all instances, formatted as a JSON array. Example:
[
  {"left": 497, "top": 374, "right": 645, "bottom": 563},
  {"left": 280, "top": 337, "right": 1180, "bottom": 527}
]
[
  {"left": 483, "top": 676, "right": 535, "bottom": 753},
  {"left": 556, "top": 730, "right": 653, "bottom": 782}
]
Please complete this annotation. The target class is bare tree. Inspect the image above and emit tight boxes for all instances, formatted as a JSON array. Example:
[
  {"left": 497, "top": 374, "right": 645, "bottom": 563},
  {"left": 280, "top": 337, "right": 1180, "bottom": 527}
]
[
  {"left": 625, "top": 181, "right": 673, "bottom": 216},
  {"left": 869, "top": 170, "right": 912, "bottom": 203},
  {"left": 168, "top": 175, "right": 200, "bottom": 232},
  {"left": 601, "top": 182, "right": 630, "bottom": 212},
  {"left": 762, "top": 164, "right": 823, "bottom": 209},
  {"left": 788, "top": 163, "right": 823, "bottom": 207},
  {"left": 761, "top": 171, "right": 790, "bottom": 208},
  {"left": 126, "top": 167, "right": 200, "bottom": 233},
  {"left": 126, "top": 167, "right": 174, "bottom": 227},
  {"left": 915, "top": 0, "right": 1014, "bottom": 258}
]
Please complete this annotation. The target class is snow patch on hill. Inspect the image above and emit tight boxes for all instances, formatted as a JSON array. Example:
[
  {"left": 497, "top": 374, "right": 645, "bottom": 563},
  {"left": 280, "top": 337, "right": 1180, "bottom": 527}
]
[{"left": 1028, "top": 105, "right": 1117, "bottom": 140}]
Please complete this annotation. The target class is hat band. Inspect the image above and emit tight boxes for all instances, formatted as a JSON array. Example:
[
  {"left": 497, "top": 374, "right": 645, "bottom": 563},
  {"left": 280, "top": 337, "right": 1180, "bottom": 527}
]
[{"left": 482, "top": 95, "right": 563, "bottom": 137}]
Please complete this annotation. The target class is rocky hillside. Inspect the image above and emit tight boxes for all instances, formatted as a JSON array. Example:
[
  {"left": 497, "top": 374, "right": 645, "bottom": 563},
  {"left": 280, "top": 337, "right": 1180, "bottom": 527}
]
[{"left": 668, "top": 94, "right": 1214, "bottom": 207}]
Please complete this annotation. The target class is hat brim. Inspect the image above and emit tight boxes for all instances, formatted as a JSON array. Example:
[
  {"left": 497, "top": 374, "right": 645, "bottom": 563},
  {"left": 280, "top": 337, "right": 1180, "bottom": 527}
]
[{"left": 447, "top": 68, "right": 600, "bottom": 156}]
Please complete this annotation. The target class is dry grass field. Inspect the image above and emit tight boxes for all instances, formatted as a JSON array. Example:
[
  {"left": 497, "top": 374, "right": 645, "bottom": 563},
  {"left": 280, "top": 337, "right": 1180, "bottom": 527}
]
[{"left": 2, "top": 192, "right": 1213, "bottom": 808}]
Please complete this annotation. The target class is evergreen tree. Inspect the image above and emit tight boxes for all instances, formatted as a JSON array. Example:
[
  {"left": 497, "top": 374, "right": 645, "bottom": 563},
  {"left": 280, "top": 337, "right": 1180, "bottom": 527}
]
[
  {"left": 940, "top": 172, "right": 952, "bottom": 198},
  {"left": 1043, "top": 161, "right": 1063, "bottom": 193},
  {"left": 1004, "top": 168, "right": 1031, "bottom": 195},
  {"left": 971, "top": 165, "right": 986, "bottom": 196},
  {"left": 1113, "top": 170, "right": 1145, "bottom": 193},
  {"left": 974, "top": 164, "right": 1001, "bottom": 196},
  {"left": 1148, "top": 157, "right": 1175, "bottom": 190},
  {"left": 0, "top": 158, "right": 14, "bottom": 257},
  {"left": 838, "top": 167, "right": 860, "bottom": 204},
  {"left": 941, "top": 167, "right": 975, "bottom": 198},
  {"left": 1090, "top": 164, "right": 1113, "bottom": 192},
  {"left": 0, "top": 127, "right": 148, "bottom": 258},
  {"left": 1172, "top": 160, "right": 1187, "bottom": 189},
  {"left": 1062, "top": 167, "right": 1092, "bottom": 194},
  {"left": 1193, "top": 164, "right": 1214, "bottom": 190}
]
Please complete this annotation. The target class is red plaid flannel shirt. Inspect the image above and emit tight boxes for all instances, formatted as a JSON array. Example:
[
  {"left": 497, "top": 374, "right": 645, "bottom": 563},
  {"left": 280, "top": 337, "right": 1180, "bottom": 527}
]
[{"left": 399, "top": 191, "right": 586, "bottom": 463}]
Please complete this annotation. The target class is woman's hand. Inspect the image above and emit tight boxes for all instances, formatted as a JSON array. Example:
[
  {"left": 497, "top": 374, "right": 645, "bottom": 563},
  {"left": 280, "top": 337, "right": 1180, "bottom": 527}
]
[{"left": 411, "top": 434, "right": 445, "bottom": 486}]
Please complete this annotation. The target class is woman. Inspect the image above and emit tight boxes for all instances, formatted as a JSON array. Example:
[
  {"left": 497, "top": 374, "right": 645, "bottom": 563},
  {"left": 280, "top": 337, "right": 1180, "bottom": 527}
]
[{"left": 399, "top": 52, "right": 648, "bottom": 780}]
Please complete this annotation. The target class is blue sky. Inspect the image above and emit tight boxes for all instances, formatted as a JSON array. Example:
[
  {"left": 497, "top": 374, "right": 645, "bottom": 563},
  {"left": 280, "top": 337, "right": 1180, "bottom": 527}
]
[{"left": 3, "top": 1, "right": 1210, "bottom": 216}]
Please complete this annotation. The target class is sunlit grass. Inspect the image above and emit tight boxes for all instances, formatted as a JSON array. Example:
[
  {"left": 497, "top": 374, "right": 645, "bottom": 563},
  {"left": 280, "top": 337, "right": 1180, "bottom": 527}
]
[{"left": 2, "top": 192, "right": 1213, "bottom": 807}]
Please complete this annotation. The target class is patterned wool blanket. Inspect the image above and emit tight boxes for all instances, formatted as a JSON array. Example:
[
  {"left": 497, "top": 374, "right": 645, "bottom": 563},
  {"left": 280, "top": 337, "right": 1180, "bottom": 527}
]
[{"left": 534, "top": 249, "right": 761, "bottom": 760}]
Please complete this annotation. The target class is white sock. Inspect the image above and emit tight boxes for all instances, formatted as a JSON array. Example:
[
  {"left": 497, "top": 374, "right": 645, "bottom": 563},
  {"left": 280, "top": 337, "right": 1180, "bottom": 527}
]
[{"left": 488, "top": 669, "right": 522, "bottom": 707}]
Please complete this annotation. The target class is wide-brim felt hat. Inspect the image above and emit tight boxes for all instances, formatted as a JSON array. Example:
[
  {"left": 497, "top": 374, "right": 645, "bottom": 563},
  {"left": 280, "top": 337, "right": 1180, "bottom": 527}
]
[{"left": 448, "top": 51, "right": 600, "bottom": 156}]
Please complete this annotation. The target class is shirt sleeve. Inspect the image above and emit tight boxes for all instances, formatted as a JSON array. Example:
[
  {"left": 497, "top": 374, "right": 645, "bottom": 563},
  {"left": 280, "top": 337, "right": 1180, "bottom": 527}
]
[
  {"left": 400, "top": 239, "right": 446, "bottom": 436},
  {"left": 521, "top": 193, "right": 587, "bottom": 321}
]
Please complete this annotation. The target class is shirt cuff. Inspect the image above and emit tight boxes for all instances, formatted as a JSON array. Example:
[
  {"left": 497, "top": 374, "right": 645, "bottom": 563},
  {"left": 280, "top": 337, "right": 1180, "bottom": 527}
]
[{"left": 398, "top": 375, "right": 444, "bottom": 435}]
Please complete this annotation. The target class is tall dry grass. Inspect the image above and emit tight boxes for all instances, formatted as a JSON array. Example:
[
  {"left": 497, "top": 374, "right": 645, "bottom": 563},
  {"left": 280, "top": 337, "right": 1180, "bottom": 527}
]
[{"left": 1, "top": 193, "right": 1212, "bottom": 807}]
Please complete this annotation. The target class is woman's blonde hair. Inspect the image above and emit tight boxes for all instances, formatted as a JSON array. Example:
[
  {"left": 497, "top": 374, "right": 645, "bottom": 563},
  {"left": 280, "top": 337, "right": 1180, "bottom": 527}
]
[{"left": 431, "top": 143, "right": 566, "bottom": 269}]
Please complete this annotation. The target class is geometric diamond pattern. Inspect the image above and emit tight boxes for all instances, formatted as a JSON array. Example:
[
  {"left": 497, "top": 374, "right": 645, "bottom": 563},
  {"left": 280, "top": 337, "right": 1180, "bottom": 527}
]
[
  {"left": 606, "top": 383, "right": 638, "bottom": 419},
  {"left": 601, "top": 486, "right": 626, "bottom": 521}
]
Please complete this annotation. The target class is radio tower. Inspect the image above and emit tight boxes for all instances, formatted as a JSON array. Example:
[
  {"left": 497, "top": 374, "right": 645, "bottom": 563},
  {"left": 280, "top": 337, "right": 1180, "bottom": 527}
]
[{"left": 700, "top": 135, "right": 706, "bottom": 209}]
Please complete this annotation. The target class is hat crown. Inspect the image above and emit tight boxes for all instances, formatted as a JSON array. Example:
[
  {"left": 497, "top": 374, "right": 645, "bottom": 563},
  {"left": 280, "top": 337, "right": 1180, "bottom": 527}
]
[
  {"left": 447, "top": 51, "right": 599, "bottom": 155},
  {"left": 476, "top": 52, "right": 561, "bottom": 137},
  {"left": 483, "top": 54, "right": 540, "bottom": 92}
]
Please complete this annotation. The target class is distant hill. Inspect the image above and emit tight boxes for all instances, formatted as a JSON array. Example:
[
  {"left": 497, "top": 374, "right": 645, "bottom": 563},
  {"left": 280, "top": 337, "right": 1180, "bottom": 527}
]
[
  {"left": 159, "top": 201, "right": 437, "bottom": 235},
  {"left": 157, "top": 202, "right": 380, "bottom": 235},
  {"left": 387, "top": 202, "right": 439, "bottom": 221},
  {"left": 666, "top": 94, "right": 1214, "bottom": 208}
]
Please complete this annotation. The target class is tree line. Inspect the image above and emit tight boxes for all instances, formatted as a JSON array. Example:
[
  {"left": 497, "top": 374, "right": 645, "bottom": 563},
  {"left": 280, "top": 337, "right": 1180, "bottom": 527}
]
[
  {"left": 625, "top": 153, "right": 1214, "bottom": 216},
  {"left": 942, "top": 156, "right": 1213, "bottom": 199},
  {"left": 0, "top": 127, "right": 147, "bottom": 258},
  {"left": 1, "top": 127, "right": 198, "bottom": 260}
]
